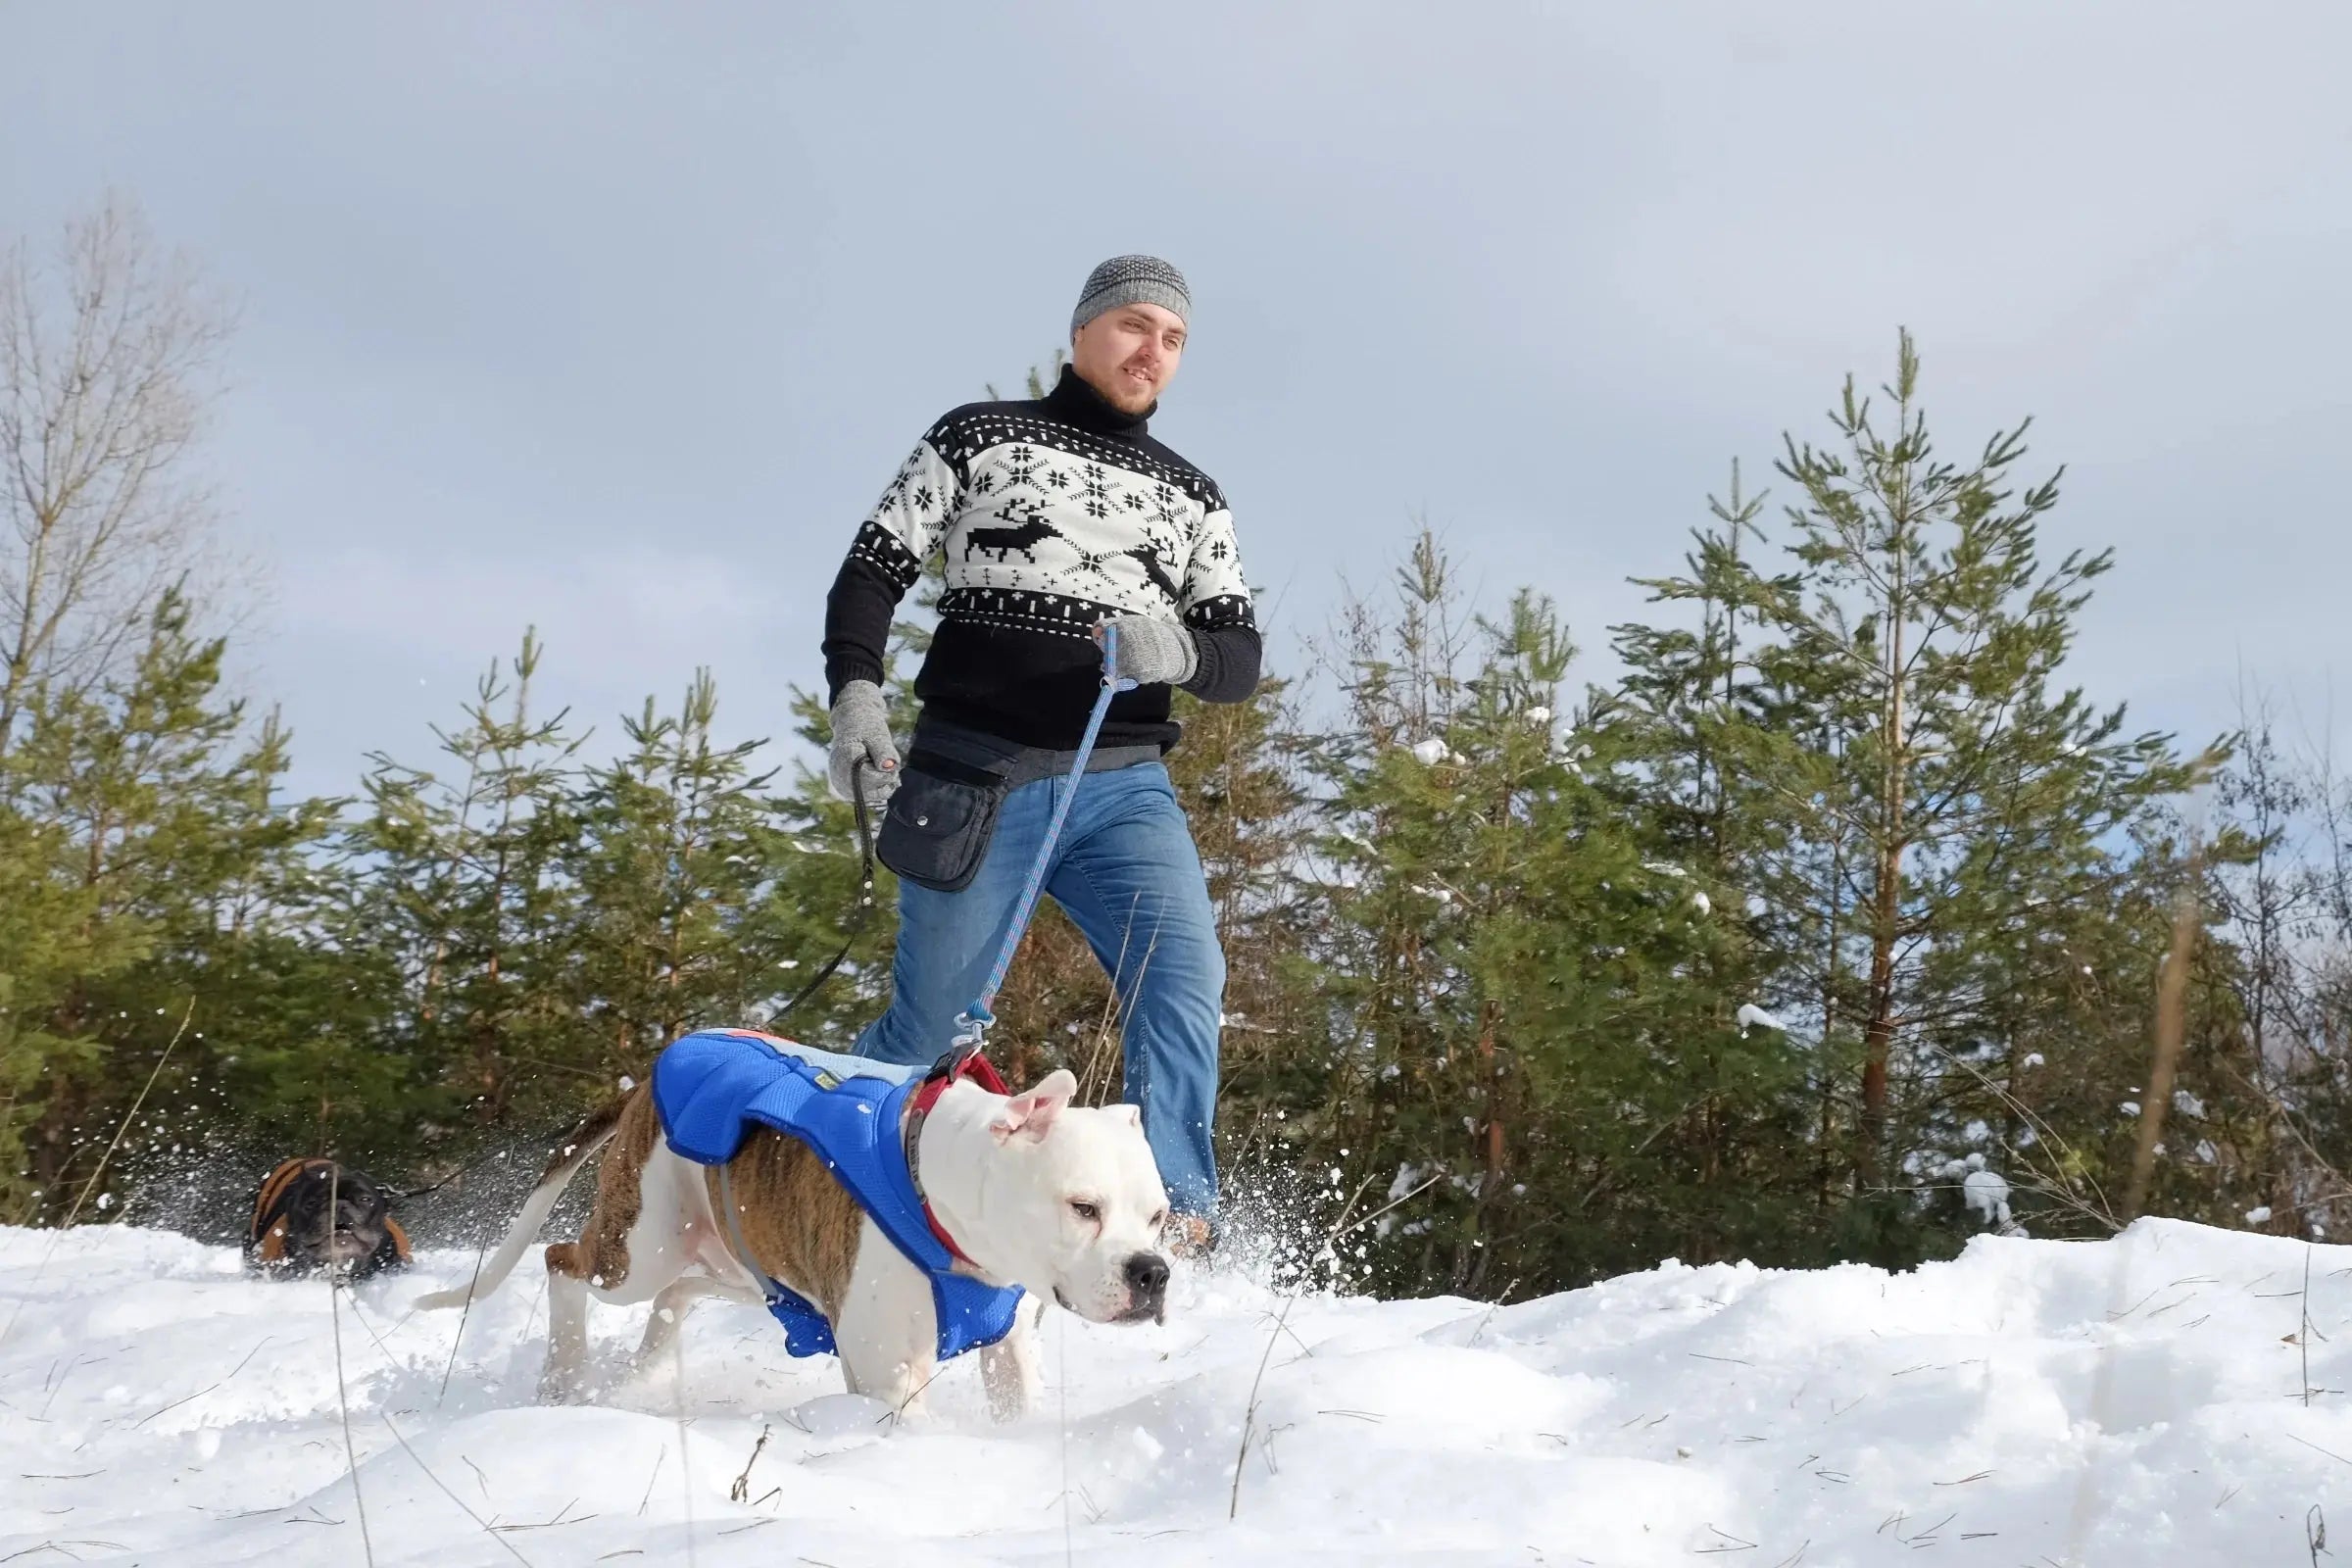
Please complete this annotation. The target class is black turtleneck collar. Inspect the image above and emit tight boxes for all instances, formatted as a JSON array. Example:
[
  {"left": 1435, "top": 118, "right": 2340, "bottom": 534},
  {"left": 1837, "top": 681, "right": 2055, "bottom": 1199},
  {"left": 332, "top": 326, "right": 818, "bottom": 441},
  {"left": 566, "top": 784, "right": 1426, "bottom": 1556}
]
[{"left": 1044, "top": 364, "right": 1152, "bottom": 439}]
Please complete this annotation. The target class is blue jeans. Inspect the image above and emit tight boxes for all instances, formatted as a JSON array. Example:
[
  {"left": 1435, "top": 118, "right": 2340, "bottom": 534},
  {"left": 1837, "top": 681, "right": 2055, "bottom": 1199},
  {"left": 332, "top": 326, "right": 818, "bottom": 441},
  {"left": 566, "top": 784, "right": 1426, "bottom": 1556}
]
[{"left": 856, "top": 760, "right": 1224, "bottom": 1217}]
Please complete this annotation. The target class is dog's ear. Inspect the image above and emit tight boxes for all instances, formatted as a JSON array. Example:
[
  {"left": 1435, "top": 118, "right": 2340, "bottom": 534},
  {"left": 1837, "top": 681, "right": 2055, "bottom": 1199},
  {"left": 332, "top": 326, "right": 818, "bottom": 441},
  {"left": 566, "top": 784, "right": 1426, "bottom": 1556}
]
[
  {"left": 1110, "top": 1103, "right": 1143, "bottom": 1129},
  {"left": 990, "top": 1068, "right": 1078, "bottom": 1144}
]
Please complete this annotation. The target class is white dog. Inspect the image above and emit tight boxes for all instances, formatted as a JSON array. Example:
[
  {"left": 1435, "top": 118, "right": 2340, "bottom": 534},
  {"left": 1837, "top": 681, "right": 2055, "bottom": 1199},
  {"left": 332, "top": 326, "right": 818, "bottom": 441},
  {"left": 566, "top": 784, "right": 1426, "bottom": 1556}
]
[{"left": 417, "top": 1031, "right": 1173, "bottom": 1420}]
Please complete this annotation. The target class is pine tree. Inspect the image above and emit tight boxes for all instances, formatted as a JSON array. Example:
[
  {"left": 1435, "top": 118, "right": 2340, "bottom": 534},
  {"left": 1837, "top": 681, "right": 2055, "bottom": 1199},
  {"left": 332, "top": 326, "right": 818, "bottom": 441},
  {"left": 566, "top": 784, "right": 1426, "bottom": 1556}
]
[
  {"left": 564, "top": 670, "right": 808, "bottom": 1079},
  {"left": 0, "top": 801, "right": 114, "bottom": 1217},
  {"left": 343, "top": 630, "right": 583, "bottom": 1129},
  {"left": 1611, "top": 461, "right": 1826, "bottom": 1246},
  {"left": 0, "top": 589, "right": 337, "bottom": 1217},
  {"left": 1165, "top": 677, "right": 1309, "bottom": 1159},
  {"left": 1690, "top": 332, "right": 2211, "bottom": 1254},
  {"left": 2199, "top": 699, "right": 2352, "bottom": 1236},
  {"left": 1269, "top": 536, "right": 1771, "bottom": 1292},
  {"left": 1281, "top": 535, "right": 1486, "bottom": 1286}
]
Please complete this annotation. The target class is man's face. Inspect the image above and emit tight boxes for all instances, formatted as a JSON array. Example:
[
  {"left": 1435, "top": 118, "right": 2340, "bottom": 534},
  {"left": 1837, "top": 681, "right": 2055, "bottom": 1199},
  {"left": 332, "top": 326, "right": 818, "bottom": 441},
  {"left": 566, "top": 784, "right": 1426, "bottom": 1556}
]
[{"left": 1071, "top": 302, "right": 1186, "bottom": 415}]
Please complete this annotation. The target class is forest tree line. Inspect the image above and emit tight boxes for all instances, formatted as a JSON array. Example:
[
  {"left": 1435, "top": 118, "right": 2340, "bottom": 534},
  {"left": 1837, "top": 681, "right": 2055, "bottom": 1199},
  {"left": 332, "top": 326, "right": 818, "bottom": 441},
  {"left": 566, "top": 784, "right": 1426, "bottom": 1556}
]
[{"left": 8, "top": 203, "right": 2347, "bottom": 1298}]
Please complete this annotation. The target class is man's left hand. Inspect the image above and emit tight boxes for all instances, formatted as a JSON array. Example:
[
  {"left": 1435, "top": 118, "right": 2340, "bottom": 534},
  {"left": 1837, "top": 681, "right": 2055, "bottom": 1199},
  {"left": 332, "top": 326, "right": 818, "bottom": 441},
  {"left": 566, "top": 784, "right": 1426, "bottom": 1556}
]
[{"left": 1100, "top": 616, "right": 1198, "bottom": 688}]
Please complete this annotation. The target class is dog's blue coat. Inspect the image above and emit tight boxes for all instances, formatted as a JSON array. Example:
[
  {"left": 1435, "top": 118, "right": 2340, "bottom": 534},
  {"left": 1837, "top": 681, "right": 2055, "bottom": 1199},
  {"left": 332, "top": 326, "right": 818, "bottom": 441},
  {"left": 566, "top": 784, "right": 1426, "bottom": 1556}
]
[{"left": 652, "top": 1029, "right": 1024, "bottom": 1361}]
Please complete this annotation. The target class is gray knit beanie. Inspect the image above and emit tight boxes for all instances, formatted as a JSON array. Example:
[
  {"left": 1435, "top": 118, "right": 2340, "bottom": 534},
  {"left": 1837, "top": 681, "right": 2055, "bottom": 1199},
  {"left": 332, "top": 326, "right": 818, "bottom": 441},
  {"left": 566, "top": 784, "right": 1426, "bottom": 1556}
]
[{"left": 1071, "top": 255, "right": 1191, "bottom": 335}]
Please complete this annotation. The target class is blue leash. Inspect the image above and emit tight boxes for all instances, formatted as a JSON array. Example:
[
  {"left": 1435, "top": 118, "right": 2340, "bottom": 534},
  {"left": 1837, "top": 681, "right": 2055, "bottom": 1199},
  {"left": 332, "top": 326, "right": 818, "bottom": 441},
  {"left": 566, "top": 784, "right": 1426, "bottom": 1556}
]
[{"left": 951, "top": 625, "right": 1133, "bottom": 1054}]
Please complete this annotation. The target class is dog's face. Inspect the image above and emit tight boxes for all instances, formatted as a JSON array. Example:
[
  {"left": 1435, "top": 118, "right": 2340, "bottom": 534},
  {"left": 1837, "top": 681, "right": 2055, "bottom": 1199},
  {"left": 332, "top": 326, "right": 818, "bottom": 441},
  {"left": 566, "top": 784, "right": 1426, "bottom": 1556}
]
[
  {"left": 972, "top": 1070, "right": 1174, "bottom": 1326},
  {"left": 273, "top": 1164, "right": 396, "bottom": 1271}
]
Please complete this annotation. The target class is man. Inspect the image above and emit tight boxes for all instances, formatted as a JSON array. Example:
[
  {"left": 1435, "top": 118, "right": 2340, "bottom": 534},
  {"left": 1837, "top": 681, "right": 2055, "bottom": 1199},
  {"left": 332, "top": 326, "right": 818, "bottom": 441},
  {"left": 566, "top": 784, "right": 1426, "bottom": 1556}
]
[{"left": 819, "top": 256, "right": 1258, "bottom": 1249}]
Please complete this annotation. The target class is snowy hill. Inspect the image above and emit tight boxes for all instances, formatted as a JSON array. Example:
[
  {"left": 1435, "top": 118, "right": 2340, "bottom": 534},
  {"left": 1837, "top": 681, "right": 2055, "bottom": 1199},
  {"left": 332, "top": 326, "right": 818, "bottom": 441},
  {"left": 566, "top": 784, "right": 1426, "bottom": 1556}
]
[{"left": 1, "top": 1219, "right": 2344, "bottom": 1565}]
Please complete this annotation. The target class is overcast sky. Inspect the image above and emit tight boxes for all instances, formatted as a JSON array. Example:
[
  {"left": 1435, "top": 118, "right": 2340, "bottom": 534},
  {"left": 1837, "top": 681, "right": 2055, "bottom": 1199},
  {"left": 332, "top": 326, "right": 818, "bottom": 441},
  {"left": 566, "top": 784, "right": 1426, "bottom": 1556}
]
[{"left": 4, "top": 3, "right": 2346, "bottom": 798}]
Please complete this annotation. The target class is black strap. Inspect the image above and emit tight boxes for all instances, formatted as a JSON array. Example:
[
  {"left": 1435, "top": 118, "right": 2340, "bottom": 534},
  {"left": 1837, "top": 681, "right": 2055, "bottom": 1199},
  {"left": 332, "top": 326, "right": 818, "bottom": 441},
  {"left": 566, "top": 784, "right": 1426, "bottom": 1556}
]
[{"left": 770, "top": 760, "right": 880, "bottom": 1025}]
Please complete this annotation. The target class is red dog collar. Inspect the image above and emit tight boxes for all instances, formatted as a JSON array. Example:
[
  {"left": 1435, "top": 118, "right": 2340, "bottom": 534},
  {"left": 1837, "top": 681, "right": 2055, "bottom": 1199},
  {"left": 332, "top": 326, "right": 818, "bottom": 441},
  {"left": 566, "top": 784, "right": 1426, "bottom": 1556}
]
[{"left": 905, "top": 1047, "right": 1011, "bottom": 1267}]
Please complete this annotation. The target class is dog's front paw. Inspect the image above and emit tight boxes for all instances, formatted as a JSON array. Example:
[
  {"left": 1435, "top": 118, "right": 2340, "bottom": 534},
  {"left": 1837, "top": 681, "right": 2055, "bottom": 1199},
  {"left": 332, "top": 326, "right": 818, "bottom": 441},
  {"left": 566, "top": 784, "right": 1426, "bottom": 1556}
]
[
  {"left": 983, "top": 1388, "right": 1035, "bottom": 1424},
  {"left": 980, "top": 1307, "right": 1043, "bottom": 1424}
]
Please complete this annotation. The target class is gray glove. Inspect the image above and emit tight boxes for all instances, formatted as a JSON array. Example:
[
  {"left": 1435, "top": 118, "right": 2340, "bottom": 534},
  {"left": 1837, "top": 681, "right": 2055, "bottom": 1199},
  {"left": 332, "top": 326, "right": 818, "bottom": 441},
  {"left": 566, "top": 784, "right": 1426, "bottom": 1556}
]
[
  {"left": 1102, "top": 616, "right": 1198, "bottom": 688},
  {"left": 826, "top": 680, "right": 901, "bottom": 808}
]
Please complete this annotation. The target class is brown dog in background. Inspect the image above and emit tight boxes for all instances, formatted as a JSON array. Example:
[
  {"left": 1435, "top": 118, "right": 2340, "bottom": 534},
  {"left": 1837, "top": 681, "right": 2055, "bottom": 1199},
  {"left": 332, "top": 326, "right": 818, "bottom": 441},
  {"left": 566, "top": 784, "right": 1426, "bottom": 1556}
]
[{"left": 244, "top": 1157, "right": 412, "bottom": 1280}]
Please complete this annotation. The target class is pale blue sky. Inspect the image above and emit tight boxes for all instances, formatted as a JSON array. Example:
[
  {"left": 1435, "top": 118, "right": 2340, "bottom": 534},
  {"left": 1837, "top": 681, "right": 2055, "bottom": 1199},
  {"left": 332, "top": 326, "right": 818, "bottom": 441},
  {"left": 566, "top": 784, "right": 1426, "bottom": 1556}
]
[{"left": 4, "top": 3, "right": 2346, "bottom": 795}]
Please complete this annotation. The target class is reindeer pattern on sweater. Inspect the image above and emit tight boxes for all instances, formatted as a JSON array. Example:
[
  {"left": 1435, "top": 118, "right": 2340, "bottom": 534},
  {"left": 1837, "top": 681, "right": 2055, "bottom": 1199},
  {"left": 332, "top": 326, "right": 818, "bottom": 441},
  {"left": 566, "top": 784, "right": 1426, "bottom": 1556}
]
[
  {"left": 852, "top": 408, "right": 1250, "bottom": 642},
  {"left": 821, "top": 367, "right": 1259, "bottom": 753}
]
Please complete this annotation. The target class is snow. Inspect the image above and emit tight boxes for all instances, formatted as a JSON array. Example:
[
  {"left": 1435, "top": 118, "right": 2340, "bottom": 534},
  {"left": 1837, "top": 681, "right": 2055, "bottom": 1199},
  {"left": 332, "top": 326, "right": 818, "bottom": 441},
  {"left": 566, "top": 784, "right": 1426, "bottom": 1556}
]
[
  {"left": 1961, "top": 1167, "right": 2013, "bottom": 1229},
  {"left": 5, "top": 1218, "right": 2350, "bottom": 1564},
  {"left": 2022, "top": 1053, "right": 2046, "bottom": 1069},
  {"left": 1407, "top": 738, "right": 1448, "bottom": 765},
  {"left": 2245, "top": 1206, "right": 2273, "bottom": 1225},
  {"left": 1735, "top": 1003, "right": 1786, "bottom": 1034},
  {"left": 1639, "top": 864, "right": 1713, "bottom": 916}
]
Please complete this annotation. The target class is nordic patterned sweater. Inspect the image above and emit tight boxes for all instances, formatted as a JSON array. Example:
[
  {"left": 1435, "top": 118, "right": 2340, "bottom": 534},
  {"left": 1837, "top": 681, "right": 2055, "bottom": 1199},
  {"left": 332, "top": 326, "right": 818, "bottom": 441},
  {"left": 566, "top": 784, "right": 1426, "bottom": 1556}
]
[{"left": 822, "top": 366, "right": 1260, "bottom": 754}]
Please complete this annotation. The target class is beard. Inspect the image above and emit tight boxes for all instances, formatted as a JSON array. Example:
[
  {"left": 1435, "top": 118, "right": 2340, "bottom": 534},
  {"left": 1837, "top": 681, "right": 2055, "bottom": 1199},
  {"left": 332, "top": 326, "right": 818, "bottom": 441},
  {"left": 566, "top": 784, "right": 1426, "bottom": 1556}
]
[
  {"left": 1073, "top": 350, "right": 1161, "bottom": 414},
  {"left": 1101, "top": 364, "right": 1158, "bottom": 412}
]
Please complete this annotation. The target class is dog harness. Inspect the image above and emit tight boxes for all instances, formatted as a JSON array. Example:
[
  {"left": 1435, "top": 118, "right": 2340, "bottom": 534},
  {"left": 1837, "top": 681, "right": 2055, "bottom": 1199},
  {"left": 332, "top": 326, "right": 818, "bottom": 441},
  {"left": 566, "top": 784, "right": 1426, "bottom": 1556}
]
[{"left": 650, "top": 1028, "right": 1027, "bottom": 1362}]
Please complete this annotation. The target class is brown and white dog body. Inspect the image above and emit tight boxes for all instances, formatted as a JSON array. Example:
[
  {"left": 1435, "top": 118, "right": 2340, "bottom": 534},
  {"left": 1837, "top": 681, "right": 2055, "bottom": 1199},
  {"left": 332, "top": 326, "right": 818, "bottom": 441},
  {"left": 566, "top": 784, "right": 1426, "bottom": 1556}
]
[{"left": 418, "top": 1063, "right": 1172, "bottom": 1420}]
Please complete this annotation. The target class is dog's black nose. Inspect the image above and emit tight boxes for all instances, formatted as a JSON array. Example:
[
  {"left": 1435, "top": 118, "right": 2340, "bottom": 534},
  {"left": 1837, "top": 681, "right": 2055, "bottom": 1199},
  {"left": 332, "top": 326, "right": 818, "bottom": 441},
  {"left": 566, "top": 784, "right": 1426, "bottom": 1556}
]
[{"left": 1125, "top": 1251, "right": 1170, "bottom": 1298}]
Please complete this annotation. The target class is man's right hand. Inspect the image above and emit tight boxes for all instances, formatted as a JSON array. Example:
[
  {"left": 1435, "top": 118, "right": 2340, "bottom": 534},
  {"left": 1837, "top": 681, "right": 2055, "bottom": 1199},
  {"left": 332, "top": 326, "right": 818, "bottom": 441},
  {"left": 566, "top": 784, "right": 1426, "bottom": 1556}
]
[{"left": 826, "top": 680, "right": 901, "bottom": 809}]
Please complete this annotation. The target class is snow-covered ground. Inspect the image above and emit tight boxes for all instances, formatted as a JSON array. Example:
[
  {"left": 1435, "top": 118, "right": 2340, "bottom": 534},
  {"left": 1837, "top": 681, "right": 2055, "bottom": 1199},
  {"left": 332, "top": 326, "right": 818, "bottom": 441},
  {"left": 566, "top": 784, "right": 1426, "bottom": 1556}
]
[{"left": 1, "top": 1218, "right": 2345, "bottom": 1565}]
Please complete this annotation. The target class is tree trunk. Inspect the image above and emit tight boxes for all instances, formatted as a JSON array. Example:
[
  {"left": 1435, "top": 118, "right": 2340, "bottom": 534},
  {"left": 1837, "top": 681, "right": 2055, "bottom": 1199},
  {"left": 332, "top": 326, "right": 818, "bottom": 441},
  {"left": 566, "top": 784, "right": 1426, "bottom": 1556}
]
[
  {"left": 1857, "top": 879, "right": 1898, "bottom": 1187},
  {"left": 1857, "top": 544, "right": 1910, "bottom": 1190},
  {"left": 1477, "top": 996, "right": 1504, "bottom": 1194},
  {"left": 1815, "top": 727, "right": 1845, "bottom": 1212}
]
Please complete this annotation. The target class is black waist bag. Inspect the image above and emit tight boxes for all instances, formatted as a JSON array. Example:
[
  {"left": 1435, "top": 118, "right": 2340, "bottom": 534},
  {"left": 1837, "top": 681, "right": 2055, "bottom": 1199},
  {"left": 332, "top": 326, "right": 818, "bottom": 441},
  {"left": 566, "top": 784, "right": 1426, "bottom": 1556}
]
[{"left": 876, "top": 746, "right": 1014, "bottom": 893}]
